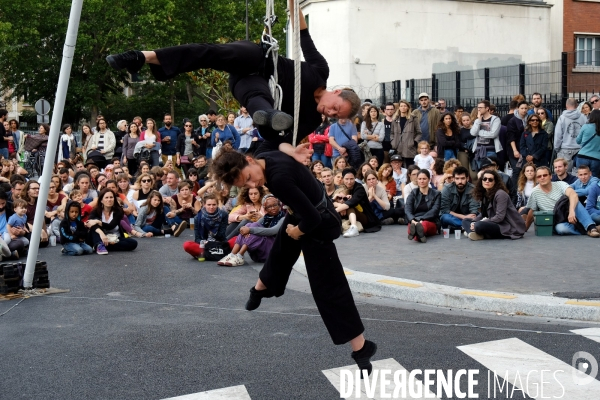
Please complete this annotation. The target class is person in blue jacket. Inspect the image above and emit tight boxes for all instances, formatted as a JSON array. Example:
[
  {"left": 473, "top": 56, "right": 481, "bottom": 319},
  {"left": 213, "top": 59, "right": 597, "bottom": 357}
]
[
  {"left": 586, "top": 182, "right": 600, "bottom": 224},
  {"left": 519, "top": 114, "right": 548, "bottom": 167},
  {"left": 211, "top": 114, "right": 240, "bottom": 150},
  {"left": 575, "top": 109, "right": 600, "bottom": 177}
]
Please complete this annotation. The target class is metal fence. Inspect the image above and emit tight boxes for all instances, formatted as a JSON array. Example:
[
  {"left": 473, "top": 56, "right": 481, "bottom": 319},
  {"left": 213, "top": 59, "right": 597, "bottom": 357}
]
[{"left": 379, "top": 51, "right": 600, "bottom": 119}]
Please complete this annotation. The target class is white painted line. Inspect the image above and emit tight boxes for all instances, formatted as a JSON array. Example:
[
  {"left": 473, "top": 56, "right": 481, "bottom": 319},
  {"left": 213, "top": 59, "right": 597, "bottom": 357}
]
[
  {"left": 322, "top": 358, "right": 439, "bottom": 399},
  {"left": 571, "top": 327, "right": 600, "bottom": 344},
  {"left": 458, "top": 338, "right": 600, "bottom": 399},
  {"left": 161, "top": 385, "right": 251, "bottom": 400}
]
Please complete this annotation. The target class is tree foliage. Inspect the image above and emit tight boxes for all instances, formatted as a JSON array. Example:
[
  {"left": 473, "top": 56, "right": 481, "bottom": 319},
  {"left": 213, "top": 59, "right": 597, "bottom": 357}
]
[{"left": 0, "top": 0, "right": 287, "bottom": 126}]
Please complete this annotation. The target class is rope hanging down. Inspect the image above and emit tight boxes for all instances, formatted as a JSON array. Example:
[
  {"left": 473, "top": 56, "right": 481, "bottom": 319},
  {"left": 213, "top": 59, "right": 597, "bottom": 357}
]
[{"left": 263, "top": 0, "right": 301, "bottom": 146}]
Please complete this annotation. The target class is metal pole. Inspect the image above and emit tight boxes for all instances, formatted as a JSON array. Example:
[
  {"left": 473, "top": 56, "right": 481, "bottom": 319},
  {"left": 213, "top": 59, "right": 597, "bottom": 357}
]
[
  {"left": 245, "top": 0, "right": 249, "bottom": 41},
  {"left": 23, "top": 0, "right": 84, "bottom": 288}
]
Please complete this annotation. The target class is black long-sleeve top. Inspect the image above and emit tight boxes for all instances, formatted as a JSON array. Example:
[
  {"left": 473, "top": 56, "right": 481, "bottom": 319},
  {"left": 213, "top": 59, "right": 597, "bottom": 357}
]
[
  {"left": 257, "top": 151, "right": 325, "bottom": 234},
  {"left": 435, "top": 128, "right": 460, "bottom": 156},
  {"left": 258, "top": 29, "right": 329, "bottom": 152},
  {"left": 506, "top": 117, "right": 525, "bottom": 152},
  {"left": 89, "top": 207, "right": 125, "bottom": 234}
]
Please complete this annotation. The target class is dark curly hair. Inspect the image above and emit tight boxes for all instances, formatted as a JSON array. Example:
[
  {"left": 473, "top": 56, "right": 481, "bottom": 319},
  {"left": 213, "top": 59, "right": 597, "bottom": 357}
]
[
  {"left": 211, "top": 148, "right": 248, "bottom": 186},
  {"left": 472, "top": 170, "right": 508, "bottom": 202},
  {"left": 436, "top": 111, "right": 459, "bottom": 135}
]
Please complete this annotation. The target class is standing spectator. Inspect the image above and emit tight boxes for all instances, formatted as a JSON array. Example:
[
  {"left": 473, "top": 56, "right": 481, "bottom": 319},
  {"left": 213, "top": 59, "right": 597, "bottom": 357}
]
[
  {"left": 581, "top": 102, "right": 593, "bottom": 121},
  {"left": 527, "top": 93, "right": 553, "bottom": 122},
  {"left": 537, "top": 108, "right": 554, "bottom": 165},
  {"left": 412, "top": 93, "right": 440, "bottom": 147},
  {"left": 194, "top": 115, "right": 211, "bottom": 157},
  {"left": 526, "top": 166, "right": 599, "bottom": 237},
  {"left": 158, "top": 113, "right": 182, "bottom": 166},
  {"left": 57, "top": 124, "right": 78, "bottom": 162},
  {"left": 552, "top": 158, "right": 578, "bottom": 184},
  {"left": 176, "top": 120, "right": 196, "bottom": 176},
  {"left": 382, "top": 103, "right": 396, "bottom": 163},
  {"left": 390, "top": 100, "right": 422, "bottom": 167},
  {"left": 8, "top": 119, "right": 25, "bottom": 159},
  {"left": 454, "top": 105, "right": 465, "bottom": 127},
  {"left": 506, "top": 101, "right": 529, "bottom": 180},
  {"left": 519, "top": 114, "right": 549, "bottom": 167},
  {"left": 139, "top": 118, "right": 161, "bottom": 167},
  {"left": 132, "top": 116, "right": 145, "bottom": 132},
  {"left": 436, "top": 112, "right": 460, "bottom": 161},
  {"left": 211, "top": 115, "right": 240, "bottom": 150},
  {"left": 458, "top": 114, "right": 477, "bottom": 181},
  {"left": 554, "top": 98, "right": 587, "bottom": 173},
  {"left": 81, "top": 123, "right": 94, "bottom": 158},
  {"left": 87, "top": 118, "right": 116, "bottom": 169},
  {"left": 309, "top": 115, "right": 332, "bottom": 167},
  {"left": 234, "top": 106, "right": 254, "bottom": 153},
  {"left": 329, "top": 117, "right": 357, "bottom": 159},
  {"left": 439, "top": 166, "right": 479, "bottom": 231},
  {"left": 0, "top": 109, "right": 10, "bottom": 160},
  {"left": 470, "top": 100, "right": 501, "bottom": 169},
  {"left": 589, "top": 94, "right": 600, "bottom": 111},
  {"left": 501, "top": 100, "right": 519, "bottom": 127},
  {"left": 413, "top": 141, "right": 434, "bottom": 170},
  {"left": 405, "top": 169, "right": 441, "bottom": 243},
  {"left": 462, "top": 170, "right": 525, "bottom": 241},
  {"left": 360, "top": 106, "right": 384, "bottom": 166},
  {"left": 113, "top": 120, "right": 127, "bottom": 161},
  {"left": 122, "top": 121, "right": 141, "bottom": 177},
  {"left": 575, "top": 109, "right": 600, "bottom": 177},
  {"left": 437, "top": 99, "right": 448, "bottom": 114}
]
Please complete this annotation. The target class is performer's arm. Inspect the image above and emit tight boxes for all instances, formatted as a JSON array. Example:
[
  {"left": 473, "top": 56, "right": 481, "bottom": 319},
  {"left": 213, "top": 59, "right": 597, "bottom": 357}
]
[{"left": 289, "top": 0, "right": 308, "bottom": 31}]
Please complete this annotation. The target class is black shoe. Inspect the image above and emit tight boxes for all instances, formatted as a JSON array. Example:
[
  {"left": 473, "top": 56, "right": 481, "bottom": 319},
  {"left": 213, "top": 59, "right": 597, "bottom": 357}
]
[
  {"left": 397, "top": 217, "right": 406, "bottom": 225},
  {"left": 106, "top": 50, "right": 146, "bottom": 75},
  {"left": 415, "top": 223, "right": 427, "bottom": 243},
  {"left": 163, "top": 228, "right": 173, "bottom": 235},
  {"left": 245, "top": 286, "right": 274, "bottom": 311},
  {"left": 253, "top": 110, "right": 293, "bottom": 132},
  {"left": 408, "top": 223, "right": 416, "bottom": 240},
  {"left": 351, "top": 340, "right": 378, "bottom": 378}
]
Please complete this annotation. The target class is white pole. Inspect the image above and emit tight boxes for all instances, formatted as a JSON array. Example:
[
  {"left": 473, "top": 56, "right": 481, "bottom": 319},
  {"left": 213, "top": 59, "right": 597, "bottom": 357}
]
[{"left": 23, "top": 0, "right": 84, "bottom": 288}]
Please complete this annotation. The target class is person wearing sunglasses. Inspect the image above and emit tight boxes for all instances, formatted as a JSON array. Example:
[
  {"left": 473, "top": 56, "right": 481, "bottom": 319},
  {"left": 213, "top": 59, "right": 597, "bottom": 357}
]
[
  {"left": 176, "top": 121, "right": 196, "bottom": 176},
  {"left": 525, "top": 166, "right": 600, "bottom": 237},
  {"left": 519, "top": 114, "right": 549, "bottom": 167},
  {"left": 462, "top": 170, "right": 525, "bottom": 241},
  {"left": 536, "top": 109, "right": 554, "bottom": 165}
]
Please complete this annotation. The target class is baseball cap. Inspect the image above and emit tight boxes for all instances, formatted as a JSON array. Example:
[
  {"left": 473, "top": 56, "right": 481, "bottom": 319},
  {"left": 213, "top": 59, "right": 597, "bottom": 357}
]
[
  {"left": 418, "top": 92, "right": 430, "bottom": 100},
  {"left": 390, "top": 154, "right": 403, "bottom": 162}
]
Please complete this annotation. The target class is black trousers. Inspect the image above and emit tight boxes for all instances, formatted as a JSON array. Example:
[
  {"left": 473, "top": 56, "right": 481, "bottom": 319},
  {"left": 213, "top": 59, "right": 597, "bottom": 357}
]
[
  {"left": 259, "top": 208, "right": 365, "bottom": 345},
  {"left": 462, "top": 218, "right": 508, "bottom": 239},
  {"left": 151, "top": 42, "right": 281, "bottom": 142}
]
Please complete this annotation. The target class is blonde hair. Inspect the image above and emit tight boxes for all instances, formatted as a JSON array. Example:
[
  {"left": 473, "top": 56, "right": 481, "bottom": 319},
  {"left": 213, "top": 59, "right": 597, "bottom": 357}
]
[
  {"left": 392, "top": 100, "right": 412, "bottom": 119},
  {"left": 418, "top": 141, "right": 430, "bottom": 150}
]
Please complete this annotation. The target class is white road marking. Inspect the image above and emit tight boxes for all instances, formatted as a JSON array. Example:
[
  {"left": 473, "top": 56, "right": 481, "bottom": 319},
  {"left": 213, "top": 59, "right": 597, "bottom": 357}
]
[
  {"left": 571, "top": 327, "right": 600, "bottom": 344},
  {"left": 458, "top": 338, "right": 600, "bottom": 399},
  {"left": 161, "top": 385, "right": 251, "bottom": 400},
  {"left": 322, "top": 358, "right": 439, "bottom": 399}
]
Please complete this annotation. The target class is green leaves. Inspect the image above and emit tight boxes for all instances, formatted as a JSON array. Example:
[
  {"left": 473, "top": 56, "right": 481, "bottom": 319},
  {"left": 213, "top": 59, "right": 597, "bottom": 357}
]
[{"left": 0, "top": 0, "right": 287, "bottom": 125}]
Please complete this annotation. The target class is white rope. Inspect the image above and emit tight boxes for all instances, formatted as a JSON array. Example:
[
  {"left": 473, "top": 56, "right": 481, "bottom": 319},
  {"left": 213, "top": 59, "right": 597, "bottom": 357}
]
[
  {"left": 263, "top": 0, "right": 302, "bottom": 144},
  {"left": 291, "top": 0, "right": 301, "bottom": 147}
]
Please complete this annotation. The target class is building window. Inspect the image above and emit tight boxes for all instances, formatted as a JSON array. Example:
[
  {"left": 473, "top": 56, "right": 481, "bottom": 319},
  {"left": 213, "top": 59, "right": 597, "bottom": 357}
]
[{"left": 576, "top": 36, "right": 600, "bottom": 67}]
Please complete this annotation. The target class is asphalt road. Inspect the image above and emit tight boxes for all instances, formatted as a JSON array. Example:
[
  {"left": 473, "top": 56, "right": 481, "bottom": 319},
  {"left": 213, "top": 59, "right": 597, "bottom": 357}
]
[{"left": 1, "top": 234, "right": 599, "bottom": 399}]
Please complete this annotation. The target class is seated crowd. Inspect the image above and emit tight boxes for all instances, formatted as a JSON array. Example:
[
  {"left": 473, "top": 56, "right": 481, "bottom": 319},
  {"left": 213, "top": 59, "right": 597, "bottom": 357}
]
[{"left": 0, "top": 94, "right": 599, "bottom": 263}]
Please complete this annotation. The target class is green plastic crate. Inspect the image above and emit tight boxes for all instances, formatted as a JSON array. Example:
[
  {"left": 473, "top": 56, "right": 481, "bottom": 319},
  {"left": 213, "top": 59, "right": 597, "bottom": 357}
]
[{"left": 533, "top": 211, "right": 554, "bottom": 236}]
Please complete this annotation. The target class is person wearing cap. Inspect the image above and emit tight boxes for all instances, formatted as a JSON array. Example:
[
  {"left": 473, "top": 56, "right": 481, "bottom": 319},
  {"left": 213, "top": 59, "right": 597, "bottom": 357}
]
[
  {"left": 478, "top": 156, "right": 517, "bottom": 206},
  {"left": 389, "top": 154, "right": 407, "bottom": 193},
  {"left": 411, "top": 92, "right": 440, "bottom": 147}
]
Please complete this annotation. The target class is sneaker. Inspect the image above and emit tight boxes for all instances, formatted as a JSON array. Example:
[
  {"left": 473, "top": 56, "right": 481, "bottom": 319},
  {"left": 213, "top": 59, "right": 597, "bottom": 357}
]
[
  {"left": 381, "top": 218, "right": 394, "bottom": 225},
  {"left": 408, "top": 223, "right": 416, "bottom": 240},
  {"left": 351, "top": 340, "right": 378, "bottom": 379},
  {"left": 217, "top": 253, "right": 238, "bottom": 266},
  {"left": 233, "top": 254, "right": 245, "bottom": 266},
  {"left": 468, "top": 232, "right": 484, "bottom": 241},
  {"left": 415, "top": 223, "right": 427, "bottom": 243},
  {"left": 397, "top": 217, "right": 406, "bottom": 225},
  {"left": 245, "top": 286, "right": 274, "bottom": 311},
  {"left": 253, "top": 110, "right": 293, "bottom": 132},
  {"left": 106, "top": 50, "right": 146, "bottom": 74},
  {"left": 173, "top": 221, "right": 188, "bottom": 237},
  {"left": 587, "top": 228, "right": 600, "bottom": 238},
  {"left": 96, "top": 244, "right": 108, "bottom": 255},
  {"left": 343, "top": 225, "right": 359, "bottom": 238}
]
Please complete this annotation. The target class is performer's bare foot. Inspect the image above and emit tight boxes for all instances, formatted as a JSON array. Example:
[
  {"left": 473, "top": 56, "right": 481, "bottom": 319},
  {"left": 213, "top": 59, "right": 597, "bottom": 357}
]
[{"left": 105, "top": 50, "right": 147, "bottom": 74}]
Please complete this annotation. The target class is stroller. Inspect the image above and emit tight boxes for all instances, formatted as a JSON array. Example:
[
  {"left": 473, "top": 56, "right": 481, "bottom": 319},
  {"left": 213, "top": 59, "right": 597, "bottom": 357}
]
[{"left": 23, "top": 135, "right": 49, "bottom": 177}]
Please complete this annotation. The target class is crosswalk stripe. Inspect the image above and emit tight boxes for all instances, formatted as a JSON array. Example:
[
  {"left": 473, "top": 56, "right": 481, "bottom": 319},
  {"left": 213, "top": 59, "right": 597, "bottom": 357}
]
[
  {"left": 571, "top": 327, "right": 600, "bottom": 344},
  {"left": 161, "top": 385, "right": 251, "bottom": 400},
  {"left": 322, "top": 358, "right": 440, "bottom": 399},
  {"left": 458, "top": 338, "right": 600, "bottom": 399}
]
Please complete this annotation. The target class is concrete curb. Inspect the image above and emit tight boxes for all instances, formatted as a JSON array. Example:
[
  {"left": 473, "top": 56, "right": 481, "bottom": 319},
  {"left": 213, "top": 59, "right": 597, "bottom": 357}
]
[{"left": 292, "top": 258, "right": 600, "bottom": 322}]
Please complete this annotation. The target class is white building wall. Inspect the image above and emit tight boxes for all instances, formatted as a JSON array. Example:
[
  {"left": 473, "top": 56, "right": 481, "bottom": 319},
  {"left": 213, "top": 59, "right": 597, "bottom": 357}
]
[
  {"left": 545, "top": 0, "right": 563, "bottom": 60},
  {"left": 295, "top": 0, "right": 553, "bottom": 100}
]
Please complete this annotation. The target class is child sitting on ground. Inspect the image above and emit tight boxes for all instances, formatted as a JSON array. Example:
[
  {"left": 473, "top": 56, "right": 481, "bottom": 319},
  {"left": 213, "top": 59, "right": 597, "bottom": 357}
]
[
  {"left": 59, "top": 201, "right": 93, "bottom": 256},
  {"left": 50, "top": 205, "right": 65, "bottom": 243},
  {"left": 69, "top": 189, "right": 93, "bottom": 222},
  {"left": 4, "top": 199, "right": 30, "bottom": 253}
]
